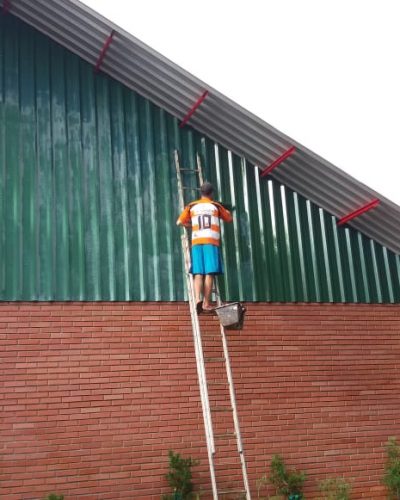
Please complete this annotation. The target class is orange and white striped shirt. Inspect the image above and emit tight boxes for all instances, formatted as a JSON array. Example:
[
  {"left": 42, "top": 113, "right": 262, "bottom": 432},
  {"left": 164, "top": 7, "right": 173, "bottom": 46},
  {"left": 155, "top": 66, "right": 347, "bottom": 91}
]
[{"left": 178, "top": 198, "right": 233, "bottom": 246}]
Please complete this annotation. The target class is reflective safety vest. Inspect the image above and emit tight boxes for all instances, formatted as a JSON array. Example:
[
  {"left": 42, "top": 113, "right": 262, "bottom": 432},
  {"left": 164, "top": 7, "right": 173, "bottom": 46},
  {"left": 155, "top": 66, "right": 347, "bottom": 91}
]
[{"left": 178, "top": 198, "right": 233, "bottom": 246}]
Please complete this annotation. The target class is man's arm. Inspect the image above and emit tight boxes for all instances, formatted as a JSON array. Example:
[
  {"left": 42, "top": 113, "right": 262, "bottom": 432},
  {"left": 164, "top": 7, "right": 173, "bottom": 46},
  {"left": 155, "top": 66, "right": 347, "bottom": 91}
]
[
  {"left": 218, "top": 204, "right": 233, "bottom": 223},
  {"left": 176, "top": 205, "right": 191, "bottom": 226},
  {"left": 176, "top": 219, "right": 191, "bottom": 227}
]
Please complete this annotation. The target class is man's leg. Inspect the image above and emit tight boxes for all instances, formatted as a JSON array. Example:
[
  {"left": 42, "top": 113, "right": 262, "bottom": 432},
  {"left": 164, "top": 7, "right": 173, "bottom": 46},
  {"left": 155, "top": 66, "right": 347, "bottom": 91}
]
[
  {"left": 203, "top": 274, "right": 214, "bottom": 309},
  {"left": 193, "top": 274, "right": 204, "bottom": 304}
]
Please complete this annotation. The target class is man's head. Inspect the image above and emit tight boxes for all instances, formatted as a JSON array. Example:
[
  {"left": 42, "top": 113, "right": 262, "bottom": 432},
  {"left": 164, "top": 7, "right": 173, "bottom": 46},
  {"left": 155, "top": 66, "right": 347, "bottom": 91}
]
[{"left": 200, "top": 181, "right": 214, "bottom": 199}]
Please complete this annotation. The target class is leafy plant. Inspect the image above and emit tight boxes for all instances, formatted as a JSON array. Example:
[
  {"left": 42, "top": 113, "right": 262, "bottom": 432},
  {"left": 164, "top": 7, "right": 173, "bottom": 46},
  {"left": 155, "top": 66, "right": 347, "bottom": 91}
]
[
  {"left": 162, "top": 450, "right": 199, "bottom": 500},
  {"left": 43, "top": 495, "right": 64, "bottom": 500},
  {"left": 268, "top": 454, "right": 306, "bottom": 499},
  {"left": 319, "top": 477, "right": 351, "bottom": 500},
  {"left": 383, "top": 437, "right": 400, "bottom": 500}
]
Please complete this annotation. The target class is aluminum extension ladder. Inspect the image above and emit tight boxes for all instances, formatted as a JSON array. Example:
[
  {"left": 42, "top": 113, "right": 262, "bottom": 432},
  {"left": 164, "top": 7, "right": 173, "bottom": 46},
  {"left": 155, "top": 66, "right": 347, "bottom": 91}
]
[{"left": 175, "top": 149, "right": 251, "bottom": 500}]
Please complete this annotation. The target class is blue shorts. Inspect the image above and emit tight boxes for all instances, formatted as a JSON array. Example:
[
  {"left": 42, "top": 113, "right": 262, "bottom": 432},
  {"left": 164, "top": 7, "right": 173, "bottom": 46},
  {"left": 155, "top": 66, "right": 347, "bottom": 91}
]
[{"left": 190, "top": 244, "right": 224, "bottom": 275}]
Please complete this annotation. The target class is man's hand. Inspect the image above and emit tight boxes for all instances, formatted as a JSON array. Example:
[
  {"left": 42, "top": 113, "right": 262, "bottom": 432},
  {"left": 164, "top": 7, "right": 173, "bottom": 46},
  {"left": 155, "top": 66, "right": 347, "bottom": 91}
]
[
  {"left": 219, "top": 202, "right": 235, "bottom": 212},
  {"left": 176, "top": 219, "right": 191, "bottom": 228}
]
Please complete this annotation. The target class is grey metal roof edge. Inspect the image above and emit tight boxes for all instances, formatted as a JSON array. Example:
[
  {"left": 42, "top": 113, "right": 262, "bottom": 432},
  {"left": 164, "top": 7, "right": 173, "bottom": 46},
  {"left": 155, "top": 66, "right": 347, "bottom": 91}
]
[
  {"left": 2, "top": 0, "right": 400, "bottom": 254},
  {"left": 64, "top": 1, "right": 400, "bottom": 213}
]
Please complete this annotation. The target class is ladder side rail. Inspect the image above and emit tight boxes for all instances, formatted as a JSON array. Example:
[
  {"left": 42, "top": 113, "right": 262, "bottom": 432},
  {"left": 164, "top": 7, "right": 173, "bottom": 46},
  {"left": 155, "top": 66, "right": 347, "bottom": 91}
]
[
  {"left": 219, "top": 320, "right": 252, "bottom": 499},
  {"left": 175, "top": 151, "right": 218, "bottom": 499},
  {"left": 215, "top": 277, "right": 252, "bottom": 498},
  {"left": 196, "top": 153, "right": 205, "bottom": 185},
  {"left": 181, "top": 233, "right": 215, "bottom": 454},
  {"left": 181, "top": 235, "right": 218, "bottom": 500}
]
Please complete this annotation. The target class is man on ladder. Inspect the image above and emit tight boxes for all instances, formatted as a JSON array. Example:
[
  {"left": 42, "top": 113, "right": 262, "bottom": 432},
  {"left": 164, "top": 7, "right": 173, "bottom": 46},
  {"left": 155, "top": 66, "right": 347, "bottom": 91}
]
[
  {"left": 176, "top": 181, "right": 232, "bottom": 314},
  {"left": 176, "top": 152, "right": 251, "bottom": 499}
]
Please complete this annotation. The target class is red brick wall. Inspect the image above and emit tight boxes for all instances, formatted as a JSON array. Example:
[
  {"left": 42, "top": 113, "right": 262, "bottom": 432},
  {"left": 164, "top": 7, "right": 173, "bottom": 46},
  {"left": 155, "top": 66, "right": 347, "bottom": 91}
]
[{"left": 1, "top": 302, "right": 399, "bottom": 499}]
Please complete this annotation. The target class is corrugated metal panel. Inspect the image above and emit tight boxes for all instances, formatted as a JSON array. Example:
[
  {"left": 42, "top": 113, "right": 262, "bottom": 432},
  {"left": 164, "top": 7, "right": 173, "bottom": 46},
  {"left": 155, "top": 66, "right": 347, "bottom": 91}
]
[
  {"left": 1, "top": 0, "right": 400, "bottom": 255},
  {"left": 0, "top": 14, "right": 399, "bottom": 302}
]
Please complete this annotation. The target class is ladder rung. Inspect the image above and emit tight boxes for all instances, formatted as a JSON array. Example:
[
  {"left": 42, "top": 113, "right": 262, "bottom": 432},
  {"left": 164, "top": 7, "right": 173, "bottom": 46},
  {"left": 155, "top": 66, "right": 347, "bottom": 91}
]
[
  {"left": 215, "top": 432, "right": 236, "bottom": 439},
  {"left": 182, "top": 186, "right": 200, "bottom": 190},
  {"left": 205, "top": 357, "right": 225, "bottom": 362},
  {"left": 180, "top": 168, "right": 200, "bottom": 172},
  {"left": 208, "top": 382, "right": 226, "bottom": 386},
  {"left": 211, "top": 406, "right": 232, "bottom": 412},
  {"left": 218, "top": 489, "right": 246, "bottom": 495}
]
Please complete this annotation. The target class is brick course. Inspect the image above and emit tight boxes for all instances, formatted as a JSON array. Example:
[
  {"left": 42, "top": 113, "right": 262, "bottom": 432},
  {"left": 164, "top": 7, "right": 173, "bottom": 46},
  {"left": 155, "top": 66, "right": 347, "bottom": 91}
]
[{"left": 1, "top": 302, "right": 399, "bottom": 499}]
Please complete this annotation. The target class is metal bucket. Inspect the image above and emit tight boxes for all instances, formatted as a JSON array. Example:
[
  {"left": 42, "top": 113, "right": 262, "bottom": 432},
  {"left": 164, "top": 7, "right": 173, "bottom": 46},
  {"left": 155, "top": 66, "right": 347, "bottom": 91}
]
[{"left": 215, "top": 302, "right": 246, "bottom": 330}]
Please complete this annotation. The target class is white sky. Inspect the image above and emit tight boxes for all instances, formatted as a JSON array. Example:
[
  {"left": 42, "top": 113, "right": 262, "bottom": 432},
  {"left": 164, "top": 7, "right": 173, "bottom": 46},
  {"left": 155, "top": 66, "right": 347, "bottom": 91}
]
[{"left": 83, "top": 0, "right": 400, "bottom": 205}]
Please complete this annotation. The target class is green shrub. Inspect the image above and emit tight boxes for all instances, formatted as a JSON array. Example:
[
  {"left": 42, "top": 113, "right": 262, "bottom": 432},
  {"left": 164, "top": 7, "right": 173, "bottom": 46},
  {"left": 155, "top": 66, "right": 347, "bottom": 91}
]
[
  {"left": 267, "top": 454, "right": 306, "bottom": 499},
  {"left": 318, "top": 477, "right": 351, "bottom": 500},
  {"left": 43, "top": 495, "right": 64, "bottom": 500},
  {"left": 162, "top": 450, "right": 199, "bottom": 500},
  {"left": 383, "top": 437, "right": 400, "bottom": 500}
]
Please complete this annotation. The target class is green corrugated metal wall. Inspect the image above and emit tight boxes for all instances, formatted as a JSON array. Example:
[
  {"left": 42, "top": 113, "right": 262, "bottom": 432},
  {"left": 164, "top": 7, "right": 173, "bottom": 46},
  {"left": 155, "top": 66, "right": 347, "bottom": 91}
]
[{"left": 1, "top": 14, "right": 399, "bottom": 302}]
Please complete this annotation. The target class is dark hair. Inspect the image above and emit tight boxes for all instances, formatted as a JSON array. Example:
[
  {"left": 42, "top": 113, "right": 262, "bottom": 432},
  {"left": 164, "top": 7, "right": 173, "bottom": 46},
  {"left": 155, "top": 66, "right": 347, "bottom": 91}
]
[{"left": 200, "top": 181, "right": 214, "bottom": 197}]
